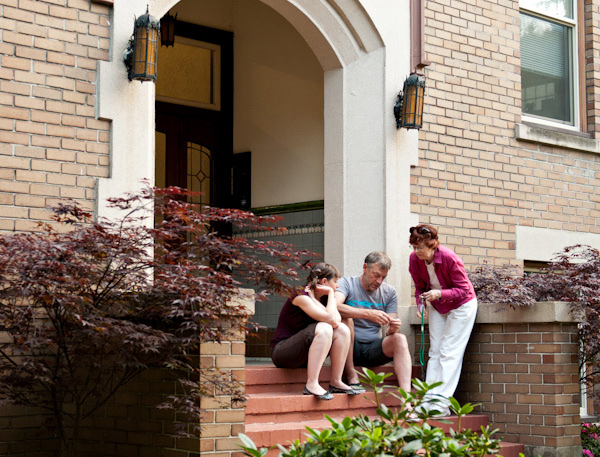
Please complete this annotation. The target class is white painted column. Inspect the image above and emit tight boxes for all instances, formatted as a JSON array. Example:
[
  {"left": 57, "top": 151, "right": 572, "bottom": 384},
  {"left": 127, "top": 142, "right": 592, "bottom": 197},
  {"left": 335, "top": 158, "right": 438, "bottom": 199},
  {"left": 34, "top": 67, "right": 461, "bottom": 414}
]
[
  {"left": 324, "top": 49, "right": 387, "bottom": 276},
  {"left": 96, "top": 0, "right": 171, "bottom": 222}
]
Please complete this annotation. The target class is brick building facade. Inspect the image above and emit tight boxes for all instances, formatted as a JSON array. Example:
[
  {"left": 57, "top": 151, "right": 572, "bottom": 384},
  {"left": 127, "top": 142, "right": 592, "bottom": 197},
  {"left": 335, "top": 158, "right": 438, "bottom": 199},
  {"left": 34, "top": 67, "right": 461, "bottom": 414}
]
[
  {"left": 0, "top": 0, "right": 597, "bottom": 456},
  {"left": 0, "top": 0, "right": 110, "bottom": 233},
  {"left": 413, "top": 0, "right": 600, "bottom": 270}
]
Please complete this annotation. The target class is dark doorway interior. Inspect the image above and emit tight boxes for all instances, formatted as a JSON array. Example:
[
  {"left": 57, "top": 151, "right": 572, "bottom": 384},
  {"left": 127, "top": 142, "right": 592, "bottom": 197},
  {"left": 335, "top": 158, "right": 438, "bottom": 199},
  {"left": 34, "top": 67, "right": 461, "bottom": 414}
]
[{"left": 155, "top": 22, "right": 234, "bottom": 208}]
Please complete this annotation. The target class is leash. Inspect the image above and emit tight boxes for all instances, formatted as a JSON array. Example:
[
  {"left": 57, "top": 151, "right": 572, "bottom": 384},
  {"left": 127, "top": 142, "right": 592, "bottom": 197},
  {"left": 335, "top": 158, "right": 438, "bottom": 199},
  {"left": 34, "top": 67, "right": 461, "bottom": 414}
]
[{"left": 419, "top": 294, "right": 426, "bottom": 380}]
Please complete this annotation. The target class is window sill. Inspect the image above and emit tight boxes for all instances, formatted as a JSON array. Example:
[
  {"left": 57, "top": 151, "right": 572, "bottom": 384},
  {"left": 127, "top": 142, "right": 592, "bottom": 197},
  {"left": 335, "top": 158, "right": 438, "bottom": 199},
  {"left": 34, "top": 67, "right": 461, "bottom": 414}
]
[{"left": 515, "top": 122, "right": 600, "bottom": 154}]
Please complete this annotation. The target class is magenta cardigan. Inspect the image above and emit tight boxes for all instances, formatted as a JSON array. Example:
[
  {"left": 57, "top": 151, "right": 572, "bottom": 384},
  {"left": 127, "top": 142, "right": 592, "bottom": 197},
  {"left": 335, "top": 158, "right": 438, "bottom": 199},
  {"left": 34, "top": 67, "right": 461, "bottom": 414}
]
[{"left": 408, "top": 245, "right": 476, "bottom": 314}]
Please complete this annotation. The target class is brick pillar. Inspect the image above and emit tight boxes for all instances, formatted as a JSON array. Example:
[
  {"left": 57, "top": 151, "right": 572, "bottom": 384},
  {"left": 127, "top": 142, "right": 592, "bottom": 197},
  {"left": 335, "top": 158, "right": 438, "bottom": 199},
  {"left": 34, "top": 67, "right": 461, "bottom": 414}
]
[
  {"left": 199, "top": 289, "right": 253, "bottom": 457},
  {"left": 411, "top": 301, "right": 583, "bottom": 457},
  {"left": 72, "top": 289, "right": 254, "bottom": 457}
]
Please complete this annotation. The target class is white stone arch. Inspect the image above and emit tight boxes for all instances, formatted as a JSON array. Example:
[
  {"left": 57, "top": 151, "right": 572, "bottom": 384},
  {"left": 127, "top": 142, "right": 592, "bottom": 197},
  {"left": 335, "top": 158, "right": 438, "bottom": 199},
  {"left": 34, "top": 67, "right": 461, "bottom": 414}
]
[{"left": 97, "top": 0, "right": 411, "bottom": 275}]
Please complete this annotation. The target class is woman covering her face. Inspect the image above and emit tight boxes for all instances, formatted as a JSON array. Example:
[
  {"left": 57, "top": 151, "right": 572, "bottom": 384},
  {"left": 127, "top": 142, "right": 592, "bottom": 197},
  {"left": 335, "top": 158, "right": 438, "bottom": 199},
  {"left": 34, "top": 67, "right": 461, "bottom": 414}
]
[
  {"left": 408, "top": 224, "right": 478, "bottom": 416},
  {"left": 270, "top": 262, "right": 359, "bottom": 400}
]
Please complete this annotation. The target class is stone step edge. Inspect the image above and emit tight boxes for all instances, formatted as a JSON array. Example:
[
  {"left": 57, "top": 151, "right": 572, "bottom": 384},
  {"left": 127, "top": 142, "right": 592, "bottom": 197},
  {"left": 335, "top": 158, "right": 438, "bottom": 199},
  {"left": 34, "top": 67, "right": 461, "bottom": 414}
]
[
  {"left": 246, "top": 414, "right": 491, "bottom": 434},
  {"left": 244, "top": 364, "right": 425, "bottom": 386},
  {"left": 245, "top": 390, "right": 403, "bottom": 416},
  {"left": 245, "top": 414, "right": 501, "bottom": 449}
]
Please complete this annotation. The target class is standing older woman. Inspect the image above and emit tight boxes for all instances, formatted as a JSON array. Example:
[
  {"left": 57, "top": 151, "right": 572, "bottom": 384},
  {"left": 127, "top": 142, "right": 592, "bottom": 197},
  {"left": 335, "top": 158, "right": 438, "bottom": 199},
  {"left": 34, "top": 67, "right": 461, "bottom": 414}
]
[
  {"left": 408, "top": 224, "right": 477, "bottom": 416},
  {"left": 271, "top": 262, "right": 358, "bottom": 400}
]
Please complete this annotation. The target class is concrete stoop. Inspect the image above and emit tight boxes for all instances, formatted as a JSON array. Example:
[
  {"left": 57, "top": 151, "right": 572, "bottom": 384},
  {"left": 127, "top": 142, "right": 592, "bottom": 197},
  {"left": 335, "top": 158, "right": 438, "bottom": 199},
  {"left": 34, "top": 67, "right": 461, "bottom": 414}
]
[{"left": 244, "top": 364, "right": 525, "bottom": 457}]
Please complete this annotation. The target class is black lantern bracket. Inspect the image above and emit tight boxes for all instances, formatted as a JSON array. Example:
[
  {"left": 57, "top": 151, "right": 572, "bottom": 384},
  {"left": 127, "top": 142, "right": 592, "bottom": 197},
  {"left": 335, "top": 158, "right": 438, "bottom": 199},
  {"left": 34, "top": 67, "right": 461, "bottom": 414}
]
[
  {"left": 394, "top": 69, "right": 426, "bottom": 130},
  {"left": 393, "top": 92, "right": 405, "bottom": 129},
  {"left": 123, "top": 6, "right": 160, "bottom": 82},
  {"left": 123, "top": 36, "right": 135, "bottom": 80}
]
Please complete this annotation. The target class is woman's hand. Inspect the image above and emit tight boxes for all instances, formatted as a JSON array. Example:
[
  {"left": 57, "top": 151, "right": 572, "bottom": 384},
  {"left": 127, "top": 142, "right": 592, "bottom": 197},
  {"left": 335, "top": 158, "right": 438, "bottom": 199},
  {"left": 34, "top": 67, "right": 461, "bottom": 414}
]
[
  {"left": 314, "top": 284, "right": 334, "bottom": 296},
  {"left": 421, "top": 289, "right": 441, "bottom": 302},
  {"left": 328, "top": 311, "right": 341, "bottom": 329}
]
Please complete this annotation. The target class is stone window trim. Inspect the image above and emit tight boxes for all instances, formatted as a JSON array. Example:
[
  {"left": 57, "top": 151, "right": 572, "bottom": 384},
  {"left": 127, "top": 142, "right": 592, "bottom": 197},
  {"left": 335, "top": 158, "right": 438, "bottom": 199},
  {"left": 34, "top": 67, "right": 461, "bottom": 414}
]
[{"left": 515, "top": 122, "right": 600, "bottom": 154}]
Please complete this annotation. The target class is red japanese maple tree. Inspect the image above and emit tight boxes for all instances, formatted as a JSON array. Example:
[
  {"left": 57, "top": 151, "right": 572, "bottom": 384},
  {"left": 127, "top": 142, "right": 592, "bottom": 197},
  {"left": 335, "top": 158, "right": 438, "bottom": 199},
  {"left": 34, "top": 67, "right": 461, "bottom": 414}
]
[{"left": 0, "top": 187, "right": 312, "bottom": 456}]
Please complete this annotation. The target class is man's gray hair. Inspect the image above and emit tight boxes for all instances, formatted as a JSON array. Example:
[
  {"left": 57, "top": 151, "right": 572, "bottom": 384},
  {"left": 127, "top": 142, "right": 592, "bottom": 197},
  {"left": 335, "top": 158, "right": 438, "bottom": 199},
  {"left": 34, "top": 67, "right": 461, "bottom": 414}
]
[{"left": 364, "top": 251, "right": 392, "bottom": 270}]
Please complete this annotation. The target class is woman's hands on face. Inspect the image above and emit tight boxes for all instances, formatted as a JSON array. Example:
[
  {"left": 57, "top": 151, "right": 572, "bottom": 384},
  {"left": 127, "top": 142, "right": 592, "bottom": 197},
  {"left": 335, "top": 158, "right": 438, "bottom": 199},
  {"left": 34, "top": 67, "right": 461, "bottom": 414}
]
[{"left": 314, "top": 284, "right": 334, "bottom": 295}]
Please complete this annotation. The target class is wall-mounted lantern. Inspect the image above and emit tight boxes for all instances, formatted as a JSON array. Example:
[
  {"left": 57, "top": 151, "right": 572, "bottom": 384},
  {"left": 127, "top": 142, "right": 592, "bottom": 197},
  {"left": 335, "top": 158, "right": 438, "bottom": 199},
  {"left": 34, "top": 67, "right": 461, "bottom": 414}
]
[
  {"left": 160, "top": 12, "right": 177, "bottom": 47},
  {"left": 123, "top": 7, "right": 160, "bottom": 82},
  {"left": 394, "top": 70, "right": 426, "bottom": 129}
]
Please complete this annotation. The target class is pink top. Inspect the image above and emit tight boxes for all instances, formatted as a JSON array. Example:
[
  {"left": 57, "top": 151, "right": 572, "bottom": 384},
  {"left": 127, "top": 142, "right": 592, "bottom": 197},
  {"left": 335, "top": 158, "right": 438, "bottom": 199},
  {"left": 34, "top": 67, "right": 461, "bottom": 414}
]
[{"left": 409, "top": 245, "right": 476, "bottom": 314}]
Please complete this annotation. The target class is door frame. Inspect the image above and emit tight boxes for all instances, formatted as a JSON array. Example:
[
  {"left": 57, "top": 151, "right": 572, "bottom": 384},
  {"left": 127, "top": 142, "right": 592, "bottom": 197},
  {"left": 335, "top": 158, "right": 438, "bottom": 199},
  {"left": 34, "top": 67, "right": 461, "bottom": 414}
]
[{"left": 155, "top": 21, "right": 233, "bottom": 207}]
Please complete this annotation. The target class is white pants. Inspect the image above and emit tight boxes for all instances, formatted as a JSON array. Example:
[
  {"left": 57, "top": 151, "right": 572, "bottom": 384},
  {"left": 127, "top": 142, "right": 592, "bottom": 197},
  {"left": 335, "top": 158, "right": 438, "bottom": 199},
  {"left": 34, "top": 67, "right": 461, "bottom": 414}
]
[{"left": 424, "top": 297, "right": 478, "bottom": 411}]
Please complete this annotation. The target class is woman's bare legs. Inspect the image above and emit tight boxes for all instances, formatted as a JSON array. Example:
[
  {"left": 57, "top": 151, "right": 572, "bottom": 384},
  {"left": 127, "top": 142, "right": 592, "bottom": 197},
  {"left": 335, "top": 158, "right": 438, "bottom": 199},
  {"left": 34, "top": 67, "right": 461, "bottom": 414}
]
[
  {"left": 306, "top": 322, "right": 334, "bottom": 395},
  {"left": 342, "top": 318, "right": 360, "bottom": 385},
  {"left": 328, "top": 322, "right": 353, "bottom": 390}
]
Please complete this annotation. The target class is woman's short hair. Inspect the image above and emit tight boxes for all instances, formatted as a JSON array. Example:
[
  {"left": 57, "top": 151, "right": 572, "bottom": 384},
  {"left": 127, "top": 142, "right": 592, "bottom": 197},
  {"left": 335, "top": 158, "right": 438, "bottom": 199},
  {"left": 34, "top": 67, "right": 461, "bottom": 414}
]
[
  {"left": 306, "top": 262, "right": 340, "bottom": 290},
  {"left": 409, "top": 224, "right": 440, "bottom": 249}
]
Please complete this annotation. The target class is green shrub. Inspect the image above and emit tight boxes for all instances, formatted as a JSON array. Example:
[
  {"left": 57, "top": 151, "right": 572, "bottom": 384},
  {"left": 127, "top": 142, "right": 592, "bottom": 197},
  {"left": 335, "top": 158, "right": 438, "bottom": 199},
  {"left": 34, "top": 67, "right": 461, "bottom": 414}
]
[{"left": 238, "top": 368, "right": 502, "bottom": 457}]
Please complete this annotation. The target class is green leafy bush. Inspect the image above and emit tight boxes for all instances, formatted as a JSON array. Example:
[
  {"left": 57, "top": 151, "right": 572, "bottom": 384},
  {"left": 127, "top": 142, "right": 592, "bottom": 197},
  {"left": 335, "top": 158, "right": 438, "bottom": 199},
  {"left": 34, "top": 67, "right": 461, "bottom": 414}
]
[
  {"left": 469, "top": 245, "right": 600, "bottom": 393},
  {"left": 238, "top": 368, "right": 502, "bottom": 457}
]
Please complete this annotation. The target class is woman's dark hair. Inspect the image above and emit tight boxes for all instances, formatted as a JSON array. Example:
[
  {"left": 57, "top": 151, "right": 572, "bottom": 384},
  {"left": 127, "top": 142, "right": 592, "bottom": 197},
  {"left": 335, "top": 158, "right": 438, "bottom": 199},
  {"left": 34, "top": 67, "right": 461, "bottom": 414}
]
[
  {"left": 306, "top": 262, "right": 340, "bottom": 290},
  {"left": 409, "top": 224, "right": 440, "bottom": 249}
]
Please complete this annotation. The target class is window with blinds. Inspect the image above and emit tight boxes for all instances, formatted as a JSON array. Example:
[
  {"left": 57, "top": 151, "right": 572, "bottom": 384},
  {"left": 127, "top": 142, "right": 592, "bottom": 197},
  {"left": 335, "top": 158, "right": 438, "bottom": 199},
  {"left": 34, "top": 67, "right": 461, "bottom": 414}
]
[{"left": 520, "top": 0, "right": 577, "bottom": 126}]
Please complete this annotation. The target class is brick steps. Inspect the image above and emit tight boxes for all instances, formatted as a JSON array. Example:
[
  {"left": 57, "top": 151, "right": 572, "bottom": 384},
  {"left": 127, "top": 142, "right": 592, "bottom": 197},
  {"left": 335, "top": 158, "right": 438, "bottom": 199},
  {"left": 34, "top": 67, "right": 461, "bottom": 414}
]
[
  {"left": 246, "top": 390, "right": 396, "bottom": 423},
  {"left": 245, "top": 363, "right": 421, "bottom": 394},
  {"left": 244, "top": 364, "right": 525, "bottom": 457}
]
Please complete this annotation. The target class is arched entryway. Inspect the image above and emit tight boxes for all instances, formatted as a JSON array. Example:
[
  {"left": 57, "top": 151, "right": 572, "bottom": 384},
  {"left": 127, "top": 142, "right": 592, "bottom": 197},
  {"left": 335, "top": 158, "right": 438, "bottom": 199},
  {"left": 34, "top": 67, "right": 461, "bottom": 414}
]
[
  {"left": 98, "top": 0, "right": 392, "bottom": 270},
  {"left": 96, "top": 0, "right": 415, "bottom": 354}
]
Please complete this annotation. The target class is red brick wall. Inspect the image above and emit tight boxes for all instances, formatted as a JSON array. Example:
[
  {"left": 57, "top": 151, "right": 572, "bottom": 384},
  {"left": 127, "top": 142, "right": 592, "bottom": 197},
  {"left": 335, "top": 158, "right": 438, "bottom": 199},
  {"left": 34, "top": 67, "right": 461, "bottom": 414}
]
[
  {"left": 585, "top": 0, "right": 600, "bottom": 134},
  {"left": 74, "top": 341, "right": 246, "bottom": 456},
  {"left": 0, "top": 311, "right": 250, "bottom": 456},
  {"left": 413, "top": 302, "right": 583, "bottom": 457},
  {"left": 0, "top": 0, "right": 111, "bottom": 232},
  {"left": 457, "top": 322, "right": 580, "bottom": 453},
  {"left": 0, "top": 406, "right": 58, "bottom": 456}
]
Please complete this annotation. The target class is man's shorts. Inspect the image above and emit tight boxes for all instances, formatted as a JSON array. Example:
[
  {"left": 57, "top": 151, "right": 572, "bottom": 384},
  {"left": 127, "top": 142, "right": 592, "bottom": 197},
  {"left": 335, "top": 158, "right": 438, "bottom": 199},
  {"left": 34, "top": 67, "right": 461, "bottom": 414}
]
[
  {"left": 353, "top": 337, "right": 393, "bottom": 367},
  {"left": 270, "top": 323, "right": 318, "bottom": 368}
]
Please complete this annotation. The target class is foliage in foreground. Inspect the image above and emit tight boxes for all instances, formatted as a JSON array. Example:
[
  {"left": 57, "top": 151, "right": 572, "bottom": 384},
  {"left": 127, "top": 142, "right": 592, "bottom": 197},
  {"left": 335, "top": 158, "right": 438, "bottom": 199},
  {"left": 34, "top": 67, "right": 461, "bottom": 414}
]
[
  {"left": 582, "top": 422, "right": 600, "bottom": 457},
  {"left": 238, "top": 368, "right": 502, "bottom": 457},
  {"left": 469, "top": 245, "right": 600, "bottom": 392},
  {"left": 0, "top": 186, "right": 312, "bottom": 456}
]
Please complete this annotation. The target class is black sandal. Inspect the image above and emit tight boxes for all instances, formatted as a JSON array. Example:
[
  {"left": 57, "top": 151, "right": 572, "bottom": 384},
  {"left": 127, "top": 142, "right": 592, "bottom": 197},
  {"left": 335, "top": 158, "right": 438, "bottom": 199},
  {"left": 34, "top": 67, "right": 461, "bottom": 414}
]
[
  {"left": 348, "top": 383, "right": 366, "bottom": 393},
  {"left": 303, "top": 386, "right": 333, "bottom": 400},
  {"left": 328, "top": 384, "right": 360, "bottom": 395}
]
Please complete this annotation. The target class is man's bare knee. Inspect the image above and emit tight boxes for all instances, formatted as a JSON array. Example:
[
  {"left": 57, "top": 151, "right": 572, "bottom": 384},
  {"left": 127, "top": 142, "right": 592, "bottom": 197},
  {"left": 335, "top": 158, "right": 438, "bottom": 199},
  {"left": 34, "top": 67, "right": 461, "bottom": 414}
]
[{"left": 390, "top": 333, "right": 408, "bottom": 353}]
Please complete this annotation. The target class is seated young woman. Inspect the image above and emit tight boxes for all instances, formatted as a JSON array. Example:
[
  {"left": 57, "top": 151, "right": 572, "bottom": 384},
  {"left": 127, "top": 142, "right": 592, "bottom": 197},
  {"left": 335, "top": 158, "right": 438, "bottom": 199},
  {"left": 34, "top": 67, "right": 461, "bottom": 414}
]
[{"left": 270, "top": 262, "right": 358, "bottom": 400}]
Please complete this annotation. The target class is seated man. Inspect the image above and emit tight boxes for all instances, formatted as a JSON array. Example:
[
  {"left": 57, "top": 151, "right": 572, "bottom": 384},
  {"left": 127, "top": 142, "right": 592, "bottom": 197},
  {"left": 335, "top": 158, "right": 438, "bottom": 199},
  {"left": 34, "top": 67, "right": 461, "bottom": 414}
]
[{"left": 335, "top": 251, "right": 412, "bottom": 392}]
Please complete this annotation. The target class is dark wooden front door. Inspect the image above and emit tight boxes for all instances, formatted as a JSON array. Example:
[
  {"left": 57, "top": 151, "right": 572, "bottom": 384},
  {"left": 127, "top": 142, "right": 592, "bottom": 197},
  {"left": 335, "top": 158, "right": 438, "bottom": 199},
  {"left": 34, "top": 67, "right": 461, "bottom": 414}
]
[
  {"left": 155, "top": 104, "right": 230, "bottom": 207},
  {"left": 154, "top": 21, "right": 233, "bottom": 208}
]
